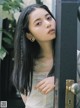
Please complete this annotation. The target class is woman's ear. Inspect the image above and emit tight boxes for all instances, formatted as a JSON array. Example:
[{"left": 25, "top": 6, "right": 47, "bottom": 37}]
[{"left": 26, "top": 33, "right": 35, "bottom": 42}]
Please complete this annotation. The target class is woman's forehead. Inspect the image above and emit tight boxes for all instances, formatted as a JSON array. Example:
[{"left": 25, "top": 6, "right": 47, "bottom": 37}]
[{"left": 28, "top": 8, "right": 49, "bottom": 22}]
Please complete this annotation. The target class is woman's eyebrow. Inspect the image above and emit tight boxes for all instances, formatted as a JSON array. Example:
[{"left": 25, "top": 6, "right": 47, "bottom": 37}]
[
  {"left": 33, "top": 18, "right": 41, "bottom": 24},
  {"left": 33, "top": 13, "right": 50, "bottom": 24},
  {"left": 45, "top": 13, "right": 50, "bottom": 17}
]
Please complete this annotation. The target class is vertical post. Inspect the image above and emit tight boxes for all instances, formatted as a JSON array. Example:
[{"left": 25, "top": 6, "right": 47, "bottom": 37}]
[
  {"left": 77, "top": 5, "right": 80, "bottom": 50},
  {"left": 0, "top": 18, "right": 2, "bottom": 100},
  {"left": 54, "top": 0, "right": 78, "bottom": 108},
  {"left": 52, "top": 0, "right": 56, "bottom": 17}
]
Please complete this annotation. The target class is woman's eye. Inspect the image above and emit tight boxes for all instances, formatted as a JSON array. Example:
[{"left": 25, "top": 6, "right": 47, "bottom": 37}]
[
  {"left": 36, "top": 22, "right": 42, "bottom": 26},
  {"left": 47, "top": 16, "right": 52, "bottom": 20}
]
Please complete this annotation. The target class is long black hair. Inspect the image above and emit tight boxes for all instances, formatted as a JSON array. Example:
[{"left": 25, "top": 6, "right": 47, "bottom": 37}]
[{"left": 12, "top": 4, "right": 56, "bottom": 95}]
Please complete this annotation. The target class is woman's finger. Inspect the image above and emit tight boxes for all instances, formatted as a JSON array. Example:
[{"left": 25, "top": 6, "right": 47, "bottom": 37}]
[{"left": 34, "top": 80, "right": 45, "bottom": 89}]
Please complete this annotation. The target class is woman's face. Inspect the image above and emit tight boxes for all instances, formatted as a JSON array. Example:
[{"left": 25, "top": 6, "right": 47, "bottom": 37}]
[{"left": 28, "top": 8, "right": 56, "bottom": 42}]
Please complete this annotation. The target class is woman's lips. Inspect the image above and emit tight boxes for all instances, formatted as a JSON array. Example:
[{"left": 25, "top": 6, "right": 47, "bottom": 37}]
[{"left": 48, "top": 29, "right": 55, "bottom": 34}]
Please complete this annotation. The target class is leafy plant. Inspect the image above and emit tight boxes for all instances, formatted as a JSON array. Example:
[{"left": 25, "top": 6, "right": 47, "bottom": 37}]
[{"left": 0, "top": 0, "right": 23, "bottom": 60}]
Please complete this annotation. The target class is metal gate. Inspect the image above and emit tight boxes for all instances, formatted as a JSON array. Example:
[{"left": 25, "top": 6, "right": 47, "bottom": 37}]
[{"left": 54, "top": 0, "right": 80, "bottom": 108}]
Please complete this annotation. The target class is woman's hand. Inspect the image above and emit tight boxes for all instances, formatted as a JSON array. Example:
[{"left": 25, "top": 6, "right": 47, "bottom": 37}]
[{"left": 34, "top": 76, "right": 55, "bottom": 94}]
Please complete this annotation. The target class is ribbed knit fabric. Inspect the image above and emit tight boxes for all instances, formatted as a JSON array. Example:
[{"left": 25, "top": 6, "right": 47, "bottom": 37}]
[{"left": 25, "top": 72, "right": 54, "bottom": 108}]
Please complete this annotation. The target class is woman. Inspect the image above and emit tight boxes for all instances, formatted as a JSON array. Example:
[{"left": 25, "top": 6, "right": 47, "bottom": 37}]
[{"left": 12, "top": 4, "right": 56, "bottom": 108}]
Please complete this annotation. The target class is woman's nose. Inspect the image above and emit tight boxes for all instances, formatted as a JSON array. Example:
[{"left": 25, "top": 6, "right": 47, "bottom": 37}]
[{"left": 44, "top": 20, "right": 51, "bottom": 28}]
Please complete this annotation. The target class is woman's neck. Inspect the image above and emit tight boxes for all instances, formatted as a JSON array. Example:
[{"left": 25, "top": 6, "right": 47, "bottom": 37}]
[
  {"left": 38, "top": 41, "right": 54, "bottom": 59},
  {"left": 34, "top": 41, "right": 54, "bottom": 72}
]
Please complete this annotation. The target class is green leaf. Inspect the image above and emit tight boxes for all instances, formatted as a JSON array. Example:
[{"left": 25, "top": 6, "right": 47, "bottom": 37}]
[
  {"left": 17, "top": 0, "right": 23, "bottom": 3},
  {"left": 0, "top": 47, "right": 7, "bottom": 60},
  {"left": 2, "top": 37, "right": 13, "bottom": 45},
  {"left": 2, "top": 2, "right": 11, "bottom": 11},
  {"left": 2, "top": 0, "right": 23, "bottom": 12},
  {"left": 0, "top": 29, "right": 13, "bottom": 40}
]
